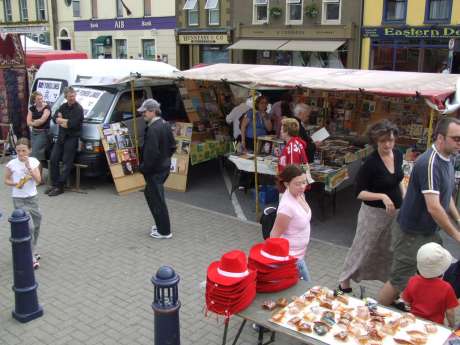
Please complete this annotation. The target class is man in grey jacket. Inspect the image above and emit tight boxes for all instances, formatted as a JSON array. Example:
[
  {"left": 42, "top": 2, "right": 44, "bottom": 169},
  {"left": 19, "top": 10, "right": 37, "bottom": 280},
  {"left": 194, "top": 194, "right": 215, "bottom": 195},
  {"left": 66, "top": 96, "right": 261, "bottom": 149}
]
[{"left": 138, "top": 99, "right": 176, "bottom": 239}]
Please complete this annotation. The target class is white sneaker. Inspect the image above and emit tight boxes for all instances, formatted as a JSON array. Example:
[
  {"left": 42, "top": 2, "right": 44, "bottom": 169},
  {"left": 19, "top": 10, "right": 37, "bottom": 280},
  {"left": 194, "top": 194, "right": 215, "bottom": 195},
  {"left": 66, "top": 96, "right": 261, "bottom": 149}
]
[
  {"left": 150, "top": 229, "right": 172, "bottom": 239},
  {"left": 150, "top": 225, "right": 157, "bottom": 237}
]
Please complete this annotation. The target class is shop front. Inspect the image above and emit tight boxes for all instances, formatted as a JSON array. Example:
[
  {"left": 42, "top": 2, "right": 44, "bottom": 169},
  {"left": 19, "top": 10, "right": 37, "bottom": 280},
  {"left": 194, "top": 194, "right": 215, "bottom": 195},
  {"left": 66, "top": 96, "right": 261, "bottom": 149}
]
[
  {"left": 362, "top": 25, "right": 460, "bottom": 73},
  {"left": 229, "top": 25, "right": 359, "bottom": 69},
  {"left": 176, "top": 29, "right": 232, "bottom": 70},
  {"left": 73, "top": 16, "right": 177, "bottom": 66}
]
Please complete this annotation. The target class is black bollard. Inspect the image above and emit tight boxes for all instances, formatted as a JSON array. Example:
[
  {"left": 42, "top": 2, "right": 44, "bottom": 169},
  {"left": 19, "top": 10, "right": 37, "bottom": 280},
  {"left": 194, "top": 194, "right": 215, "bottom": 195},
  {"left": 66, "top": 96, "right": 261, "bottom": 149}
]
[
  {"left": 9, "top": 209, "right": 43, "bottom": 323},
  {"left": 151, "top": 266, "right": 181, "bottom": 345}
]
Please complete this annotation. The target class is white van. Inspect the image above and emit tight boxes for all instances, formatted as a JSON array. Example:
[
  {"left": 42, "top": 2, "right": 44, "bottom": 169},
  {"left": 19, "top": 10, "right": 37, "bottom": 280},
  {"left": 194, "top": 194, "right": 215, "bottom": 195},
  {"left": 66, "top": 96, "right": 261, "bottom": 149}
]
[{"left": 32, "top": 59, "right": 186, "bottom": 177}]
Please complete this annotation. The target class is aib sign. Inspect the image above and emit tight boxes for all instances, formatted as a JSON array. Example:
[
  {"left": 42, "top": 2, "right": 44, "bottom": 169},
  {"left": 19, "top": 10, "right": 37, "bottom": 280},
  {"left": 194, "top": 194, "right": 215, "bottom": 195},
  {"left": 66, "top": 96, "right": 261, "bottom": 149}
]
[{"left": 74, "top": 16, "right": 176, "bottom": 31}]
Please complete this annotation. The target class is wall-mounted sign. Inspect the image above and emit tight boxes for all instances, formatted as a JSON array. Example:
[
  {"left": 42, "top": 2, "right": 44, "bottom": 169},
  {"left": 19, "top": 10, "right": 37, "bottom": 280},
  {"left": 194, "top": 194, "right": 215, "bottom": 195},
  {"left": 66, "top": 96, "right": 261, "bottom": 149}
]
[
  {"left": 178, "top": 33, "right": 230, "bottom": 45},
  {"left": 74, "top": 16, "right": 176, "bottom": 31},
  {"left": 362, "top": 26, "right": 460, "bottom": 39}
]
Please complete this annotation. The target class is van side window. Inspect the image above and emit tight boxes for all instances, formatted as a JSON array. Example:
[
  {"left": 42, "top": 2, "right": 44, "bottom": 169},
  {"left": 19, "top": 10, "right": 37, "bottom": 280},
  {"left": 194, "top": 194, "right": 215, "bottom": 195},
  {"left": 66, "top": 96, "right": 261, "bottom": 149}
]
[
  {"left": 150, "top": 85, "right": 187, "bottom": 121},
  {"left": 111, "top": 90, "right": 146, "bottom": 123}
]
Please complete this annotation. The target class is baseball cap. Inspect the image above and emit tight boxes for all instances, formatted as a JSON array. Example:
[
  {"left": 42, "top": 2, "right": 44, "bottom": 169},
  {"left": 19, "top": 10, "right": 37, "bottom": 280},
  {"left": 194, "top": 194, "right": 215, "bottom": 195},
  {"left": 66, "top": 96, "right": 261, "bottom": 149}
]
[
  {"left": 417, "top": 242, "right": 453, "bottom": 279},
  {"left": 137, "top": 98, "right": 160, "bottom": 112}
]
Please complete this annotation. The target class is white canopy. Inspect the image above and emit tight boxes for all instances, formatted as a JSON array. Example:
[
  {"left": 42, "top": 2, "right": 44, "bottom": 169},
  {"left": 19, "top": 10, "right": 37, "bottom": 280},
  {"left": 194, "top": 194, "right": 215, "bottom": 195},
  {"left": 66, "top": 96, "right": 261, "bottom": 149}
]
[{"left": 20, "top": 36, "right": 53, "bottom": 51}]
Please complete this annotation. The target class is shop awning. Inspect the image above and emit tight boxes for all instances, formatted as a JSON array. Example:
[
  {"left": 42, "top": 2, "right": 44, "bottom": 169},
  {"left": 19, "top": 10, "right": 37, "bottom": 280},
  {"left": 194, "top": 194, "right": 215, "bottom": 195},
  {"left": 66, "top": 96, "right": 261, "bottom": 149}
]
[
  {"left": 227, "top": 39, "right": 288, "bottom": 51},
  {"left": 179, "top": 63, "right": 460, "bottom": 110},
  {"left": 278, "top": 40, "right": 345, "bottom": 52},
  {"left": 95, "top": 35, "right": 112, "bottom": 46}
]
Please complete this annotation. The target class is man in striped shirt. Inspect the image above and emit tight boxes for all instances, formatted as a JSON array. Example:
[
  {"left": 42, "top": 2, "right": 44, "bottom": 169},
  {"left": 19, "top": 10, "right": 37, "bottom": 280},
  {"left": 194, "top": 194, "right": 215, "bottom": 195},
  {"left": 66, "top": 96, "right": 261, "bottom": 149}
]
[{"left": 378, "top": 116, "right": 460, "bottom": 307}]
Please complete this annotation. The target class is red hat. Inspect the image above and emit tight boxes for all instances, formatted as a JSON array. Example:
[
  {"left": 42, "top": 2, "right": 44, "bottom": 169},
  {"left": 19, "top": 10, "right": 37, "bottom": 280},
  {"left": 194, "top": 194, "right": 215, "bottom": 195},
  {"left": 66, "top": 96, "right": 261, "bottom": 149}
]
[
  {"left": 206, "top": 280, "right": 256, "bottom": 303},
  {"left": 206, "top": 284, "right": 256, "bottom": 316},
  {"left": 206, "top": 272, "right": 256, "bottom": 296},
  {"left": 248, "top": 258, "right": 297, "bottom": 273},
  {"left": 249, "top": 238, "right": 297, "bottom": 266},
  {"left": 207, "top": 250, "right": 255, "bottom": 287}
]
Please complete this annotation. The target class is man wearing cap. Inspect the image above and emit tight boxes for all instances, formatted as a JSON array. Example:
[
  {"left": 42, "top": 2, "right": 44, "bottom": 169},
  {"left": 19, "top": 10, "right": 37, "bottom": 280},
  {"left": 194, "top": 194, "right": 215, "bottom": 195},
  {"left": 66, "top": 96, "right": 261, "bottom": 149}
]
[
  {"left": 402, "top": 243, "right": 458, "bottom": 327},
  {"left": 378, "top": 117, "right": 460, "bottom": 307},
  {"left": 138, "top": 99, "right": 176, "bottom": 239}
]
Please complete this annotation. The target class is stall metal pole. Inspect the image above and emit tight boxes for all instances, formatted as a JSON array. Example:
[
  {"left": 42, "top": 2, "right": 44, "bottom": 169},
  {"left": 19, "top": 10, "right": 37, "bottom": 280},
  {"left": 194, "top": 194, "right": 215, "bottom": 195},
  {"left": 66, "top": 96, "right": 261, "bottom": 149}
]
[
  {"left": 130, "top": 79, "right": 140, "bottom": 162},
  {"left": 427, "top": 108, "right": 436, "bottom": 149},
  {"left": 252, "top": 88, "right": 260, "bottom": 219}
]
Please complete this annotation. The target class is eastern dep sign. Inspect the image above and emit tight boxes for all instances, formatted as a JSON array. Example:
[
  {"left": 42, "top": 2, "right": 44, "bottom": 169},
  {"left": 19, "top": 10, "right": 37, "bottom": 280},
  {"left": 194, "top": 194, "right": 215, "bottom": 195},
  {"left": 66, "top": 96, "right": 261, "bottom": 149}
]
[
  {"left": 178, "top": 33, "right": 230, "bottom": 45},
  {"left": 362, "top": 26, "right": 460, "bottom": 39}
]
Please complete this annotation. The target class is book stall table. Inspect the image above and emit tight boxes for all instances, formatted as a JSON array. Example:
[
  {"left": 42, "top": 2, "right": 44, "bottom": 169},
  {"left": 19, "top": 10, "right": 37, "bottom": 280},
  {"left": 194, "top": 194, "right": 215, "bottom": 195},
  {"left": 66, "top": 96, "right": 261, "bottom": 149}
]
[
  {"left": 221, "top": 281, "right": 455, "bottom": 345},
  {"left": 227, "top": 154, "right": 349, "bottom": 217}
]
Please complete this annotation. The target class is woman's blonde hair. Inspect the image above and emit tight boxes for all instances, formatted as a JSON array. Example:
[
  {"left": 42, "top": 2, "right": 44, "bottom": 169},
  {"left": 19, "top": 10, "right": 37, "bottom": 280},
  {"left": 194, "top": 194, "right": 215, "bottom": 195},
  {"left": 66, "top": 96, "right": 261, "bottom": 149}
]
[
  {"left": 30, "top": 91, "right": 42, "bottom": 104},
  {"left": 281, "top": 118, "right": 300, "bottom": 137}
]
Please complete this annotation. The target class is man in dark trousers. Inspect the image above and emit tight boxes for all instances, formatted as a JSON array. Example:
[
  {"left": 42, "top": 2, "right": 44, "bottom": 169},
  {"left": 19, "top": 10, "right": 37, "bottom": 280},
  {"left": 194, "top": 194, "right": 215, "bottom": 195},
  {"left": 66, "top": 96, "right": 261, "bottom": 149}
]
[
  {"left": 138, "top": 98, "right": 176, "bottom": 239},
  {"left": 47, "top": 87, "right": 84, "bottom": 196}
]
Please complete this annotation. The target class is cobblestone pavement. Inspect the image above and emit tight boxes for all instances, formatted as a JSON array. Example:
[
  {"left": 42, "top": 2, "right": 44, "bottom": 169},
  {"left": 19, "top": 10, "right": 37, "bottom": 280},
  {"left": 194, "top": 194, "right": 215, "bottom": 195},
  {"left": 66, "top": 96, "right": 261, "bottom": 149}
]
[{"left": 0, "top": 167, "right": 413, "bottom": 345}]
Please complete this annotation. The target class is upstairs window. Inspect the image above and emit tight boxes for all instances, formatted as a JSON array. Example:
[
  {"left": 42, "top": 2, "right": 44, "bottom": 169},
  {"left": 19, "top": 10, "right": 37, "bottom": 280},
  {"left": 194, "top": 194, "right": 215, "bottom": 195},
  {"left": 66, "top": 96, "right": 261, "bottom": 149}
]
[
  {"left": 426, "top": 0, "right": 451, "bottom": 22},
  {"left": 253, "top": 0, "right": 269, "bottom": 24},
  {"left": 91, "top": 0, "right": 98, "bottom": 18},
  {"left": 3, "top": 0, "right": 12, "bottom": 22},
  {"left": 36, "top": 0, "right": 47, "bottom": 20},
  {"left": 20, "top": 0, "right": 28, "bottom": 21},
  {"left": 116, "top": 0, "right": 124, "bottom": 17},
  {"left": 206, "top": 0, "right": 220, "bottom": 25},
  {"left": 322, "top": 0, "right": 341, "bottom": 25},
  {"left": 184, "top": 0, "right": 199, "bottom": 26},
  {"left": 287, "top": 0, "right": 302, "bottom": 24},
  {"left": 384, "top": 0, "right": 407, "bottom": 22},
  {"left": 144, "top": 0, "right": 151, "bottom": 16},
  {"left": 72, "top": 0, "right": 80, "bottom": 17}
]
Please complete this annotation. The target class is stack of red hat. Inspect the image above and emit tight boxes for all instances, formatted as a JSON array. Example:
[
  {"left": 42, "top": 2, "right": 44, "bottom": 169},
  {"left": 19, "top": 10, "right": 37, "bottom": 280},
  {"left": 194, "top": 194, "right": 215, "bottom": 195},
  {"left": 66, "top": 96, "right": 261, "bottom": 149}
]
[
  {"left": 205, "top": 250, "right": 257, "bottom": 317},
  {"left": 249, "top": 238, "right": 299, "bottom": 293}
]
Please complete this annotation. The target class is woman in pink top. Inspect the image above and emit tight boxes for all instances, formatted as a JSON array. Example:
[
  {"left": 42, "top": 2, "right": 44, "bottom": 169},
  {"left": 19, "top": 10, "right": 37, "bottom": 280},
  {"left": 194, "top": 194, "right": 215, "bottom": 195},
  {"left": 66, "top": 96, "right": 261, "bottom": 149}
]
[{"left": 271, "top": 164, "right": 312, "bottom": 281}]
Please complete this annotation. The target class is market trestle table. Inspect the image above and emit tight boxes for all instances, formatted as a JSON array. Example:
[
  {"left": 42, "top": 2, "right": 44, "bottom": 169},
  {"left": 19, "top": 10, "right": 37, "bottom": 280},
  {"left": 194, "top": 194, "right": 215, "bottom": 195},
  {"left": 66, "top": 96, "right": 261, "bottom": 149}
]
[
  {"left": 227, "top": 154, "right": 349, "bottom": 218},
  {"left": 221, "top": 281, "right": 327, "bottom": 345},
  {"left": 220, "top": 281, "right": 453, "bottom": 345}
]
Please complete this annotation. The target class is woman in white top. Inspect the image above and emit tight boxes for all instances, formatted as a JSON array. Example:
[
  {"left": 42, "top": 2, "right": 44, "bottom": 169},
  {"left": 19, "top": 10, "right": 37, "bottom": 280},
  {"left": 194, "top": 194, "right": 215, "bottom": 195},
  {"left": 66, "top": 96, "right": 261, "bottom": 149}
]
[{"left": 5, "top": 138, "right": 42, "bottom": 269}]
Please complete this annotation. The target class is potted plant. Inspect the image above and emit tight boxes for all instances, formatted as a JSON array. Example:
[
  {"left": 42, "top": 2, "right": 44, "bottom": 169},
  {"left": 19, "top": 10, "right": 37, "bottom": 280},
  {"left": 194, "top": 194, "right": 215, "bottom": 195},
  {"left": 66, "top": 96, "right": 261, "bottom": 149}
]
[
  {"left": 305, "top": 4, "right": 319, "bottom": 18},
  {"left": 270, "top": 6, "right": 282, "bottom": 18}
]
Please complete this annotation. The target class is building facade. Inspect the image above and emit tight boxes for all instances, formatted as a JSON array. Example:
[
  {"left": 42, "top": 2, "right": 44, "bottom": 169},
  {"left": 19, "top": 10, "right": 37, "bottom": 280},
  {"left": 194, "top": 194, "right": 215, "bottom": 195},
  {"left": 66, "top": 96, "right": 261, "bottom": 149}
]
[
  {"left": 230, "top": 0, "right": 362, "bottom": 69},
  {"left": 361, "top": 0, "right": 460, "bottom": 73},
  {"left": 176, "top": 0, "right": 232, "bottom": 70},
  {"left": 0, "top": 0, "right": 51, "bottom": 44},
  {"left": 55, "top": 0, "right": 177, "bottom": 66}
]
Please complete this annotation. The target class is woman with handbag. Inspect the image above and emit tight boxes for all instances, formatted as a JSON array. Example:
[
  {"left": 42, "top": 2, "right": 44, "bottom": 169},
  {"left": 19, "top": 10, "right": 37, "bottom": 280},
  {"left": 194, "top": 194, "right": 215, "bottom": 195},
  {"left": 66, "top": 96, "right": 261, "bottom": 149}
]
[{"left": 27, "top": 91, "right": 51, "bottom": 183}]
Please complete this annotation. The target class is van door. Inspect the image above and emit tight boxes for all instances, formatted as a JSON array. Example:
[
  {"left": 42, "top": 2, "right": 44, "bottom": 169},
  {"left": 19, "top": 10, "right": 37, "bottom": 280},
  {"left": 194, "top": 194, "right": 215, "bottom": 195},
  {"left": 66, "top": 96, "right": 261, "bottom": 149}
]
[{"left": 108, "top": 88, "right": 147, "bottom": 147}]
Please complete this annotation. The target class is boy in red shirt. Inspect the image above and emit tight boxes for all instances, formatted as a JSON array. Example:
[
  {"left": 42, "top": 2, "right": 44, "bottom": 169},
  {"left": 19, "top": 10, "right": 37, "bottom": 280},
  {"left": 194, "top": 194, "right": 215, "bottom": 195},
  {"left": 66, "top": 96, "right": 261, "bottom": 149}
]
[{"left": 402, "top": 242, "right": 458, "bottom": 328}]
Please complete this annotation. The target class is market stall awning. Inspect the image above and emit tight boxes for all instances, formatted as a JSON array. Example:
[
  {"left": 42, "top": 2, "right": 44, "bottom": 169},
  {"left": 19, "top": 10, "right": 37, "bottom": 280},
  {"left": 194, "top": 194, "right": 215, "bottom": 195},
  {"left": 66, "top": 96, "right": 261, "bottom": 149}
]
[
  {"left": 278, "top": 40, "right": 345, "bottom": 52},
  {"left": 180, "top": 63, "right": 460, "bottom": 110},
  {"left": 227, "top": 39, "right": 288, "bottom": 51}
]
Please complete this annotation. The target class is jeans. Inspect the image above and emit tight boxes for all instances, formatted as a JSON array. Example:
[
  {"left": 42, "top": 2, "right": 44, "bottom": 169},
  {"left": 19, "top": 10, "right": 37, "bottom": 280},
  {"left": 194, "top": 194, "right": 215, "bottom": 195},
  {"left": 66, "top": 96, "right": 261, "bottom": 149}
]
[
  {"left": 296, "top": 258, "right": 311, "bottom": 282},
  {"left": 50, "top": 136, "right": 79, "bottom": 188},
  {"left": 144, "top": 171, "right": 171, "bottom": 235}
]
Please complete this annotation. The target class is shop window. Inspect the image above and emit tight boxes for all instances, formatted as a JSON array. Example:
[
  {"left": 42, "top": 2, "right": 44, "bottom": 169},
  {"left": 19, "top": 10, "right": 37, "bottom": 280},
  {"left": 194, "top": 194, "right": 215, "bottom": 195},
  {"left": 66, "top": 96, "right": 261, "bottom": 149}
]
[
  {"left": 425, "top": 0, "right": 451, "bottom": 22},
  {"left": 36, "top": 0, "right": 47, "bottom": 20},
  {"left": 371, "top": 44, "right": 394, "bottom": 71},
  {"left": 322, "top": 0, "right": 341, "bottom": 25},
  {"left": 423, "top": 47, "right": 449, "bottom": 72},
  {"left": 394, "top": 47, "right": 419, "bottom": 72},
  {"left": 116, "top": 0, "right": 124, "bottom": 17},
  {"left": 19, "top": 0, "right": 28, "bottom": 21},
  {"left": 115, "top": 39, "right": 127, "bottom": 59},
  {"left": 206, "top": 0, "right": 220, "bottom": 26},
  {"left": 142, "top": 39, "right": 156, "bottom": 60},
  {"left": 91, "top": 40, "right": 104, "bottom": 58},
  {"left": 286, "top": 0, "right": 303, "bottom": 25},
  {"left": 383, "top": 0, "right": 406, "bottom": 22},
  {"left": 144, "top": 0, "right": 151, "bottom": 16},
  {"left": 253, "top": 0, "right": 269, "bottom": 24},
  {"left": 184, "top": 0, "right": 199, "bottom": 26},
  {"left": 72, "top": 0, "right": 80, "bottom": 17},
  {"left": 201, "top": 45, "right": 229, "bottom": 64},
  {"left": 91, "top": 0, "right": 98, "bottom": 18}
]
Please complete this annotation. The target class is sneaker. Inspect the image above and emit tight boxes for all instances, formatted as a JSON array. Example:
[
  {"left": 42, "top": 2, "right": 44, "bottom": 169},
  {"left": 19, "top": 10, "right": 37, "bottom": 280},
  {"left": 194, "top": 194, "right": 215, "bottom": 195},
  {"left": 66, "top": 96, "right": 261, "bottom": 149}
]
[
  {"left": 150, "top": 225, "right": 157, "bottom": 236},
  {"left": 34, "top": 253, "right": 41, "bottom": 261},
  {"left": 33, "top": 258, "right": 40, "bottom": 270},
  {"left": 48, "top": 187, "right": 64, "bottom": 197},
  {"left": 150, "top": 229, "right": 172, "bottom": 239},
  {"left": 336, "top": 284, "right": 353, "bottom": 294}
]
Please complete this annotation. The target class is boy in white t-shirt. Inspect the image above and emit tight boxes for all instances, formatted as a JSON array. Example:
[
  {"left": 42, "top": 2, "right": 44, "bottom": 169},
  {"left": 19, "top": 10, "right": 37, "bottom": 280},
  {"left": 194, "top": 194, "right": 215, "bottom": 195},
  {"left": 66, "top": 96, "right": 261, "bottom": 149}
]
[{"left": 4, "top": 138, "right": 42, "bottom": 269}]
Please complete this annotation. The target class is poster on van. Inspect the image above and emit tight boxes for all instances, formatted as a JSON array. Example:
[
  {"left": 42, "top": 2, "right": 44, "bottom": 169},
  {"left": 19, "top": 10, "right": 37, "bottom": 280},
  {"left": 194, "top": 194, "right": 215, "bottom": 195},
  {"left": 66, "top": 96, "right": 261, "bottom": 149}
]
[
  {"left": 75, "top": 88, "right": 104, "bottom": 117},
  {"left": 36, "top": 79, "right": 62, "bottom": 104}
]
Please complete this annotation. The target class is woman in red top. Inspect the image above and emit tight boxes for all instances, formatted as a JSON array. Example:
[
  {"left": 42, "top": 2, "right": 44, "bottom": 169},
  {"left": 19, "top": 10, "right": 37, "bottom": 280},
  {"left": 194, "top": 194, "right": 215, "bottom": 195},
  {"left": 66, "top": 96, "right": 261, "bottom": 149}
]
[{"left": 278, "top": 118, "right": 307, "bottom": 173}]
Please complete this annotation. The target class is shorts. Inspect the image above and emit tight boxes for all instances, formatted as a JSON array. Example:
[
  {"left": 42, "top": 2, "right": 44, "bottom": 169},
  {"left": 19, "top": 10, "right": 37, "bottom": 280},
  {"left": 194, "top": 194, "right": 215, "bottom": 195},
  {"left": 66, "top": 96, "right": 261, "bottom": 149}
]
[{"left": 389, "top": 220, "right": 442, "bottom": 292}]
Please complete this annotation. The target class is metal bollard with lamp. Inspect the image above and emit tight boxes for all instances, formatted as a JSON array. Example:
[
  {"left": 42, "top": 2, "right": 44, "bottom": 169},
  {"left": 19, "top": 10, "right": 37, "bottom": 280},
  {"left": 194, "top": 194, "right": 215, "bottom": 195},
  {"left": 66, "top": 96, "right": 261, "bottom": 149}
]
[{"left": 151, "top": 266, "right": 181, "bottom": 345}]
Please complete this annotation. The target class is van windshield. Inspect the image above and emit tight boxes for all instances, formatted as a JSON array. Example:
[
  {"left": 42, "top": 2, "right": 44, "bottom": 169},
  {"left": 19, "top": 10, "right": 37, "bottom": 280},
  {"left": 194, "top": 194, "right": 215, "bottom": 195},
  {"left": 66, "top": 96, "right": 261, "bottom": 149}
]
[{"left": 51, "top": 87, "right": 115, "bottom": 123}]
